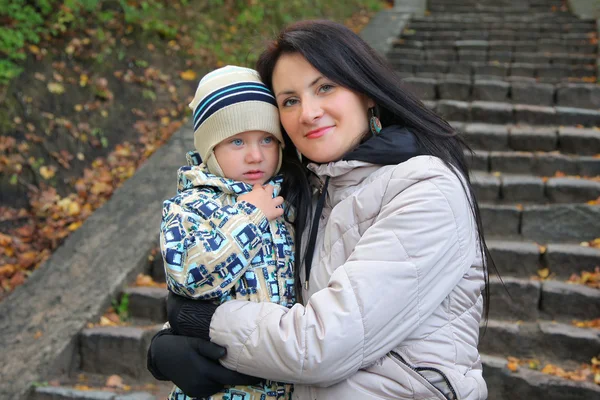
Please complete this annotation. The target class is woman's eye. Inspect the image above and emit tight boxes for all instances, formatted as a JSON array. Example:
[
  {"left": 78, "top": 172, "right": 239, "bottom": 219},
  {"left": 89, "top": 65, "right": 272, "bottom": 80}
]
[
  {"left": 282, "top": 98, "right": 298, "bottom": 107},
  {"left": 319, "top": 84, "right": 334, "bottom": 93},
  {"left": 232, "top": 139, "right": 243, "bottom": 146}
]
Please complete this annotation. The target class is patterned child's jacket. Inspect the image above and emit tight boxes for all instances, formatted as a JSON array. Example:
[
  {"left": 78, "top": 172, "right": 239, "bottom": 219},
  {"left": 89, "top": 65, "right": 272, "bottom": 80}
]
[{"left": 160, "top": 152, "right": 295, "bottom": 400}]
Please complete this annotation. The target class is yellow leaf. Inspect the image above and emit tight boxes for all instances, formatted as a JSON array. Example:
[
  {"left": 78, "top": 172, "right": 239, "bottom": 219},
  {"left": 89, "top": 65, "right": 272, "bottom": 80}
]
[
  {"left": 68, "top": 221, "right": 82, "bottom": 232},
  {"left": 90, "top": 181, "right": 112, "bottom": 195},
  {"left": 47, "top": 82, "right": 65, "bottom": 94},
  {"left": 180, "top": 70, "right": 197, "bottom": 81},
  {"left": 74, "top": 104, "right": 83, "bottom": 112},
  {"left": 39, "top": 166, "right": 56, "bottom": 179},
  {"left": 537, "top": 268, "right": 550, "bottom": 279},
  {"left": 105, "top": 375, "right": 124, "bottom": 388},
  {"left": 507, "top": 361, "right": 519, "bottom": 372},
  {"left": 80, "top": 74, "right": 88, "bottom": 87},
  {"left": 0, "top": 233, "right": 12, "bottom": 246},
  {"left": 29, "top": 45, "right": 40, "bottom": 54},
  {"left": 34, "top": 330, "right": 43, "bottom": 339},
  {"left": 99, "top": 315, "right": 117, "bottom": 326}
]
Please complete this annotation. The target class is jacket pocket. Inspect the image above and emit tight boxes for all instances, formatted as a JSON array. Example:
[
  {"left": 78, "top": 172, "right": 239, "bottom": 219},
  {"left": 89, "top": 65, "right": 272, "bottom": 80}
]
[{"left": 389, "top": 351, "right": 457, "bottom": 400}]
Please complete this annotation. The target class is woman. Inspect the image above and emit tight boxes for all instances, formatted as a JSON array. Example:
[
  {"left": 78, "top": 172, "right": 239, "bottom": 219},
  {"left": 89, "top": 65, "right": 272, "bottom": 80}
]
[{"left": 149, "top": 20, "right": 493, "bottom": 400}]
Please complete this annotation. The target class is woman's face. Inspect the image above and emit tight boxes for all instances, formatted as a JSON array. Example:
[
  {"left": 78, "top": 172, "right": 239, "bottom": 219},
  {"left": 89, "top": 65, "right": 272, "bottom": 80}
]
[{"left": 272, "top": 53, "right": 374, "bottom": 163}]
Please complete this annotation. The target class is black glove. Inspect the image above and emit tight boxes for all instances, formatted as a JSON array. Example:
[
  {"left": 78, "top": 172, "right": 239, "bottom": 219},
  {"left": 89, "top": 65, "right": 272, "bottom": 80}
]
[
  {"left": 167, "top": 291, "right": 219, "bottom": 340},
  {"left": 147, "top": 329, "right": 262, "bottom": 398}
]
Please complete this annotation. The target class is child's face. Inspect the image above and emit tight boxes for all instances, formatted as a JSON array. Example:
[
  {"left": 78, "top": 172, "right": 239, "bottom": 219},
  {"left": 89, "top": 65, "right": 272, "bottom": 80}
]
[{"left": 213, "top": 130, "right": 280, "bottom": 185}]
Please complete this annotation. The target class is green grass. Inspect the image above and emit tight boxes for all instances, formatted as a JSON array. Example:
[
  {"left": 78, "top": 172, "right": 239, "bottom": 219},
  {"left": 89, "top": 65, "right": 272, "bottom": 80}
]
[{"left": 0, "top": 0, "right": 384, "bottom": 85}]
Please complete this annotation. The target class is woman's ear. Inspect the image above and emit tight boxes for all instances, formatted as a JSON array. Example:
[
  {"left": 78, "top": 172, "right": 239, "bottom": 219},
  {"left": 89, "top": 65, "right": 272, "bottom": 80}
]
[{"left": 366, "top": 97, "right": 376, "bottom": 109}]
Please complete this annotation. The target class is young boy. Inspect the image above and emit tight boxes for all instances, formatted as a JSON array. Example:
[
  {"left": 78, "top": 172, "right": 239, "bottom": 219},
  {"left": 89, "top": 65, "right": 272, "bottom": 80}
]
[{"left": 160, "top": 66, "right": 295, "bottom": 399}]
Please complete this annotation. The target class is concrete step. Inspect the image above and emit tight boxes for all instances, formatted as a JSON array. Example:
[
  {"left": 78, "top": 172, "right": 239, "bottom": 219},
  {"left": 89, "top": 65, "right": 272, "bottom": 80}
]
[
  {"left": 401, "top": 28, "right": 593, "bottom": 42},
  {"left": 414, "top": 10, "right": 583, "bottom": 22},
  {"left": 408, "top": 20, "right": 595, "bottom": 33},
  {"left": 78, "top": 325, "right": 162, "bottom": 380},
  {"left": 149, "top": 253, "right": 166, "bottom": 284},
  {"left": 451, "top": 122, "right": 600, "bottom": 155},
  {"left": 122, "top": 287, "right": 167, "bottom": 323},
  {"left": 393, "top": 60, "right": 595, "bottom": 81},
  {"left": 426, "top": 99, "right": 600, "bottom": 128},
  {"left": 466, "top": 150, "right": 599, "bottom": 177},
  {"left": 396, "top": 39, "right": 596, "bottom": 56},
  {"left": 401, "top": 77, "right": 600, "bottom": 109},
  {"left": 471, "top": 172, "right": 600, "bottom": 204},
  {"left": 479, "top": 320, "right": 600, "bottom": 364},
  {"left": 32, "top": 381, "right": 170, "bottom": 400},
  {"left": 487, "top": 240, "right": 600, "bottom": 279},
  {"left": 488, "top": 277, "right": 600, "bottom": 321},
  {"left": 482, "top": 354, "right": 600, "bottom": 400},
  {"left": 388, "top": 48, "right": 596, "bottom": 65},
  {"left": 427, "top": 6, "right": 574, "bottom": 15},
  {"left": 480, "top": 203, "right": 600, "bottom": 242}
]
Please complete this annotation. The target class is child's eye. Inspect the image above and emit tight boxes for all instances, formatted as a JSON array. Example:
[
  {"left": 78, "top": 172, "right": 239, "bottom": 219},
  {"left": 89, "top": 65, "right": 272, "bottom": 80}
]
[
  {"left": 262, "top": 137, "right": 273, "bottom": 144},
  {"left": 231, "top": 139, "right": 243, "bottom": 146}
]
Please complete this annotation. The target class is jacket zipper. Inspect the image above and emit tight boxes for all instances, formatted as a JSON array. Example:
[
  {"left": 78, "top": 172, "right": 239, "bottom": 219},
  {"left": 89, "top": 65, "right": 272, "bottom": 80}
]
[{"left": 389, "top": 351, "right": 457, "bottom": 400}]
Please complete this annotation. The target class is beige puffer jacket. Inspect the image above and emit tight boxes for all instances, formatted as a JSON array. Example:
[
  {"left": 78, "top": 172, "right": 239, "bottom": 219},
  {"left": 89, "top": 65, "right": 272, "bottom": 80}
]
[{"left": 209, "top": 155, "right": 487, "bottom": 400}]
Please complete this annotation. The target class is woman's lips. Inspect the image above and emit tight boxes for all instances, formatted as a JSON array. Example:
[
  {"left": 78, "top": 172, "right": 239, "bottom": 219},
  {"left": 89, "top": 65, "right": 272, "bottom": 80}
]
[{"left": 306, "top": 126, "right": 333, "bottom": 139}]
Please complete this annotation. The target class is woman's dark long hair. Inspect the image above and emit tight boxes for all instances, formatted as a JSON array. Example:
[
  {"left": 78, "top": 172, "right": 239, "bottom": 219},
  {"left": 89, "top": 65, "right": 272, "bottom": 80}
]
[{"left": 261, "top": 20, "right": 497, "bottom": 320}]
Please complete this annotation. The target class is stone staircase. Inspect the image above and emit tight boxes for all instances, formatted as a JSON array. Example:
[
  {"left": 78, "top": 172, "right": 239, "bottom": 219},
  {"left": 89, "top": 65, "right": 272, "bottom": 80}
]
[
  {"left": 25, "top": 1, "right": 600, "bottom": 399},
  {"left": 30, "top": 255, "right": 173, "bottom": 400},
  {"left": 391, "top": 0, "right": 600, "bottom": 399}
]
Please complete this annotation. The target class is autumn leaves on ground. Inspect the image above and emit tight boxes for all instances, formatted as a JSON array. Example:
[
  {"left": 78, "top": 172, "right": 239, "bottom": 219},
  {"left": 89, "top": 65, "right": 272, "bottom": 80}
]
[{"left": 0, "top": 0, "right": 385, "bottom": 300}]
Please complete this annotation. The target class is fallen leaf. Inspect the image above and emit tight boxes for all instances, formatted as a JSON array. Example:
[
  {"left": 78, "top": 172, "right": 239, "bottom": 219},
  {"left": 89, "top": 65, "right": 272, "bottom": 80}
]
[
  {"left": 47, "top": 82, "right": 65, "bottom": 94},
  {"left": 105, "top": 375, "right": 124, "bottom": 389},
  {"left": 68, "top": 221, "right": 83, "bottom": 231},
  {"left": 180, "top": 70, "right": 197, "bottom": 80},
  {"left": 507, "top": 358, "right": 519, "bottom": 372},
  {"left": 537, "top": 268, "right": 550, "bottom": 279},
  {"left": 39, "top": 166, "right": 56, "bottom": 179}
]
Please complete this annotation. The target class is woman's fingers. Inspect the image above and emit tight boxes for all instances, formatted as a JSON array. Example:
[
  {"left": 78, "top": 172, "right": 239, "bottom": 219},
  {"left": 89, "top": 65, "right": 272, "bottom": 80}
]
[{"left": 187, "top": 336, "right": 227, "bottom": 360}]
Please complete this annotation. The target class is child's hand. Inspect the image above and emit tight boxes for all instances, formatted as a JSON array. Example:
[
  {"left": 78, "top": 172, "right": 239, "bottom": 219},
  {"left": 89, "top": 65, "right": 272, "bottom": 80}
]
[{"left": 239, "top": 184, "right": 284, "bottom": 221}]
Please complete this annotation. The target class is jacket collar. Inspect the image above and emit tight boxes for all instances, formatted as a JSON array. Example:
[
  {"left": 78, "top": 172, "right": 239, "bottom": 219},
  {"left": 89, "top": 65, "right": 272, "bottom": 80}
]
[{"left": 307, "top": 125, "right": 422, "bottom": 189}]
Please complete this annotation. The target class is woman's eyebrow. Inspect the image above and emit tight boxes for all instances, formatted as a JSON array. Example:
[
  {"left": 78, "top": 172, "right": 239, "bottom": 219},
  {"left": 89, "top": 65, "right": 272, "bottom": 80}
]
[{"left": 276, "top": 76, "right": 324, "bottom": 98}]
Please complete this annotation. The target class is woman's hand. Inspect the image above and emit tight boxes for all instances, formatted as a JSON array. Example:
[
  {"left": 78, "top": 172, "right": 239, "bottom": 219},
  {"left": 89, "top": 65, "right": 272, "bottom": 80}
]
[{"left": 147, "top": 329, "right": 262, "bottom": 397}]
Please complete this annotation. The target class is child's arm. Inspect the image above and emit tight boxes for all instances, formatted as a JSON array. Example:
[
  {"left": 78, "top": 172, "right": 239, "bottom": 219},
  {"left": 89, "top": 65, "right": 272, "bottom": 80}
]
[{"left": 160, "top": 190, "right": 268, "bottom": 300}]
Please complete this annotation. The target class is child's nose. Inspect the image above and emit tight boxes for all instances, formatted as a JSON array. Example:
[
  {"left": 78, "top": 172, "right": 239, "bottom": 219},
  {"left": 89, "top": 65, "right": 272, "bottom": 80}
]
[{"left": 246, "top": 146, "right": 264, "bottom": 163}]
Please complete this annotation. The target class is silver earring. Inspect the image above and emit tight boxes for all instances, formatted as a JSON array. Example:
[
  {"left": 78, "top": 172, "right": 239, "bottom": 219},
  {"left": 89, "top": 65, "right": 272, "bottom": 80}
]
[
  {"left": 369, "top": 107, "right": 382, "bottom": 136},
  {"left": 296, "top": 148, "right": 303, "bottom": 162}
]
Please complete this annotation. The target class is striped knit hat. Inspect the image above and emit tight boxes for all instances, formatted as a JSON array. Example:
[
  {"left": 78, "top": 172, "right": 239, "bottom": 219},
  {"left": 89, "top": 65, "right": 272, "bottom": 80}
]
[{"left": 189, "top": 65, "right": 283, "bottom": 177}]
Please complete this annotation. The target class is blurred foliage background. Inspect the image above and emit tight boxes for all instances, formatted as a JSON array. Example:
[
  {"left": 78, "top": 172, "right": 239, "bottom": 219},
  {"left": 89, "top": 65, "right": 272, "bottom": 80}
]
[{"left": 0, "top": 0, "right": 385, "bottom": 298}]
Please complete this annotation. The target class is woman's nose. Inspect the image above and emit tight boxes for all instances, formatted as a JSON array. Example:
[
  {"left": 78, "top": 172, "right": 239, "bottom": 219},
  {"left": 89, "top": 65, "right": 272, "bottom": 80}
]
[{"left": 300, "top": 98, "right": 323, "bottom": 124}]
